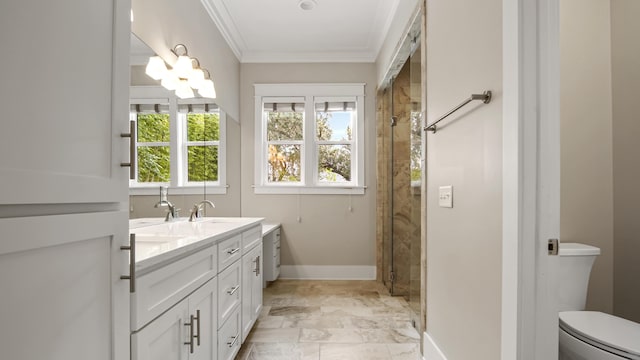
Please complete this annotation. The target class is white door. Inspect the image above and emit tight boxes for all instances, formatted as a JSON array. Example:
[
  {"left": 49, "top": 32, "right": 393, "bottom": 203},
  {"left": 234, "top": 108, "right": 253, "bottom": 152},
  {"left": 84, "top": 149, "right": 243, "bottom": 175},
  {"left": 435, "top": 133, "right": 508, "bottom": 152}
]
[
  {"left": 189, "top": 278, "right": 217, "bottom": 360},
  {"left": 133, "top": 297, "right": 190, "bottom": 360},
  {"left": 241, "top": 245, "right": 263, "bottom": 342},
  {"left": 502, "top": 0, "right": 561, "bottom": 358},
  {"left": 0, "top": 211, "right": 130, "bottom": 360},
  {"left": 251, "top": 248, "right": 264, "bottom": 322},
  {"left": 0, "top": 0, "right": 131, "bottom": 205}
]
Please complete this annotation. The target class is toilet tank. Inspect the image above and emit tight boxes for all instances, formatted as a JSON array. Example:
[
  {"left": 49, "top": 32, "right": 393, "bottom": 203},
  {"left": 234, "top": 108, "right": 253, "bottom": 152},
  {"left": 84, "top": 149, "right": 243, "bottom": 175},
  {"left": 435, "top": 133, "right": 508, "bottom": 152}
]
[{"left": 558, "top": 243, "right": 601, "bottom": 312}]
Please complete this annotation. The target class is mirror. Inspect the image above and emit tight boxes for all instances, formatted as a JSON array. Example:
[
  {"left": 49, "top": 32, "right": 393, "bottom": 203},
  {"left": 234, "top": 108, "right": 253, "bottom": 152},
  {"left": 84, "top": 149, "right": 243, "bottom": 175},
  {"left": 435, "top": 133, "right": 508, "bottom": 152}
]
[{"left": 128, "top": 33, "right": 241, "bottom": 218}]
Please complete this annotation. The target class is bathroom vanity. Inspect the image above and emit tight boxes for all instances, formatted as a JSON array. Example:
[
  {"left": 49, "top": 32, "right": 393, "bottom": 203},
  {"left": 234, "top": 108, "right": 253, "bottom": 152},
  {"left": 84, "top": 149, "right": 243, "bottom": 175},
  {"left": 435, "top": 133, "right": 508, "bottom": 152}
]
[{"left": 127, "top": 217, "right": 263, "bottom": 360}]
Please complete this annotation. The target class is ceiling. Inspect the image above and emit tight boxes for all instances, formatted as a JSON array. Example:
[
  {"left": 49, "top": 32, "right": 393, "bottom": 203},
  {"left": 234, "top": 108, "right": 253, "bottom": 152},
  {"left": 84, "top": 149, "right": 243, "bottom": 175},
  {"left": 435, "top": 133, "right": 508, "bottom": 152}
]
[{"left": 200, "top": 0, "right": 401, "bottom": 63}]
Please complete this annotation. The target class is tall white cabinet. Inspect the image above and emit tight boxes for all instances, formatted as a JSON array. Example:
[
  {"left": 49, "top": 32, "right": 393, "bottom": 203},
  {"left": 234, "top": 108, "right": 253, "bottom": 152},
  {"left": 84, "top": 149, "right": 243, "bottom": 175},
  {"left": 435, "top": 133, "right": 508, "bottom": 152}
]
[{"left": 0, "top": 1, "right": 131, "bottom": 360}]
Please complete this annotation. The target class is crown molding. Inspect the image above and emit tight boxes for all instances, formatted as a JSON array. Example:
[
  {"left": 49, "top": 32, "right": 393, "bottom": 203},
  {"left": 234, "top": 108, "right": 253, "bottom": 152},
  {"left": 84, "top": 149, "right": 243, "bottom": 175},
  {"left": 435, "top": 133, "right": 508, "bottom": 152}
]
[
  {"left": 200, "top": 0, "right": 244, "bottom": 61},
  {"left": 241, "top": 50, "right": 377, "bottom": 64}
]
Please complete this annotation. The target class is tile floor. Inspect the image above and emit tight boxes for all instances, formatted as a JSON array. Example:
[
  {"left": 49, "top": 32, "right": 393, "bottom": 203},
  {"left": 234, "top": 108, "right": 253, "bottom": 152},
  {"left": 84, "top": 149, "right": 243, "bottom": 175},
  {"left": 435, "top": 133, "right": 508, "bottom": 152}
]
[{"left": 236, "top": 280, "right": 422, "bottom": 360}]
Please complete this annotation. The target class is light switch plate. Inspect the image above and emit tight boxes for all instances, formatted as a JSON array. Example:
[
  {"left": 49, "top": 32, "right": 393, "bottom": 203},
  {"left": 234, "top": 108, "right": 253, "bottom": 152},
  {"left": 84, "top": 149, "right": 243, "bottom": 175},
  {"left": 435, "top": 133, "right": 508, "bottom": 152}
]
[{"left": 439, "top": 186, "right": 453, "bottom": 208}]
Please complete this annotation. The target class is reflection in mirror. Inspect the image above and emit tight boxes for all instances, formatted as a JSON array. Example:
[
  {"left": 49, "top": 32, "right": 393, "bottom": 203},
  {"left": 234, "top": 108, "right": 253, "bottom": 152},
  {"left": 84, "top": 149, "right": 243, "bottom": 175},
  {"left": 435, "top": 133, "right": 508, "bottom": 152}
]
[{"left": 128, "top": 33, "right": 241, "bottom": 219}]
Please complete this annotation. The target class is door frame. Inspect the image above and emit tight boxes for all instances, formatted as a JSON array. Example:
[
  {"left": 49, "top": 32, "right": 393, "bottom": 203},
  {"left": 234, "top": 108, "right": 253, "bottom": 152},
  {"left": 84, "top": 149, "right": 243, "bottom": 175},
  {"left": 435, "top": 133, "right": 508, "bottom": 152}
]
[{"left": 502, "top": 0, "right": 561, "bottom": 359}]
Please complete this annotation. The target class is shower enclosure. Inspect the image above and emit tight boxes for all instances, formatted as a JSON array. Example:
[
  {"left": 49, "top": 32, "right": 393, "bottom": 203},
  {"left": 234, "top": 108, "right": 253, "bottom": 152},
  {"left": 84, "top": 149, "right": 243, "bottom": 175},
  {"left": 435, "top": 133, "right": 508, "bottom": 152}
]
[{"left": 377, "top": 37, "right": 423, "bottom": 320}]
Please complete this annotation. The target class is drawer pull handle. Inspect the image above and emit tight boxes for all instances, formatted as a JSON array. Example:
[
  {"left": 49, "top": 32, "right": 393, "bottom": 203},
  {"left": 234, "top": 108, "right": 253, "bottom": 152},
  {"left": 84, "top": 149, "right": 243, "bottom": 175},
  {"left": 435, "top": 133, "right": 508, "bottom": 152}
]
[
  {"left": 227, "top": 285, "right": 240, "bottom": 295},
  {"left": 227, "top": 248, "right": 240, "bottom": 255},
  {"left": 276, "top": 264, "right": 280, "bottom": 268},
  {"left": 276, "top": 246, "right": 281, "bottom": 250},
  {"left": 193, "top": 310, "right": 201, "bottom": 346},
  {"left": 253, "top": 255, "right": 260, "bottom": 276},
  {"left": 227, "top": 333, "right": 240, "bottom": 348},
  {"left": 120, "top": 233, "right": 136, "bottom": 293},
  {"left": 184, "top": 315, "right": 195, "bottom": 354}
]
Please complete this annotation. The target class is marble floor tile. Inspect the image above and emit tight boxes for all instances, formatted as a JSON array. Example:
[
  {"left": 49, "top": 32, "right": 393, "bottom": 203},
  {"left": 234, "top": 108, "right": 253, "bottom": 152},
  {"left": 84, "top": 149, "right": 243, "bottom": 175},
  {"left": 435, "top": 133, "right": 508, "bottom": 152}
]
[
  {"left": 357, "top": 328, "right": 421, "bottom": 344},
  {"left": 319, "top": 343, "right": 392, "bottom": 360},
  {"left": 246, "top": 343, "right": 320, "bottom": 360},
  {"left": 299, "top": 328, "right": 365, "bottom": 343},
  {"left": 240, "top": 280, "right": 422, "bottom": 359},
  {"left": 269, "top": 306, "right": 321, "bottom": 317},
  {"left": 387, "top": 343, "right": 422, "bottom": 360},
  {"left": 245, "top": 328, "right": 301, "bottom": 343},
  {"left": 256, "top": 316, "right": 285, "bottom": 329}
]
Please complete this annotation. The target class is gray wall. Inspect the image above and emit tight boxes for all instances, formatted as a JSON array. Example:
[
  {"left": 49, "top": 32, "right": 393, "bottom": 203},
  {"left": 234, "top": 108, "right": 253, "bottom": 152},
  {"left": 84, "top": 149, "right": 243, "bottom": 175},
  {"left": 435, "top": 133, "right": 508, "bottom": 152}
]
[
  {"left": 425, "top": 0, "right": 503, "bottom": 357},
  {"left": 560, "top": 0, "right": 615, "bottom": 313},
  {"left": 239, "top": 63, "right": 378, "bottom": 269},
  {"left": 611, "top": 0, "right": 640, "bottom": 323}
]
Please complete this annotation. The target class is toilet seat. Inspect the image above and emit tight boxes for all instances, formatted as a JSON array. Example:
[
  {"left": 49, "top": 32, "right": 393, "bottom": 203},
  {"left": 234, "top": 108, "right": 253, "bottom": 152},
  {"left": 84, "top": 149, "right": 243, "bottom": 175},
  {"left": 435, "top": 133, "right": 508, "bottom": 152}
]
[{"left": 560, "top": 311, "right": 640, "bottom": 360}]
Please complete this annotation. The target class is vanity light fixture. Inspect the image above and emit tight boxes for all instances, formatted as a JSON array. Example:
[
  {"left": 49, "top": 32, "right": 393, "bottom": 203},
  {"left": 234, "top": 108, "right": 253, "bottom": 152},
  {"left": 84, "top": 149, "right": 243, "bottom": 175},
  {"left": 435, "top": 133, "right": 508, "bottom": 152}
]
[
  {"left": 198, "top": 70, "right": 217, "bottom": 99},
  {"left": 145, "top": 56, "right": 168, "bottom": 80},
  {"left": 144, "top": 43, "right": 217, "bottom": 99},
  {"left": 171, "top": 44, "right": 193, "bottom": 79},
  {"left": 187, "top": 58, "right": 206, "bottom": 90}
]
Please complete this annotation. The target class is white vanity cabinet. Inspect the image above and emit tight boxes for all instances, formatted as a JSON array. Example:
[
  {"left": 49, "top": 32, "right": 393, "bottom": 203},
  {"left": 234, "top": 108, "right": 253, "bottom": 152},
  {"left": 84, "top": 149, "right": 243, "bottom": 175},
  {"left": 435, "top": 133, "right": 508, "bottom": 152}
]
[
  {"left": 130, "top": 220, "right": 263, "bottom": 360},
  {"left": 241, "top": 243, "right": 263, "bottom": 342},
  {"left": 262, "top": 224, "right": 282, "bottom": 285},
  {"left": 132, "top": 277, "right": 217, "bottom": 360}
]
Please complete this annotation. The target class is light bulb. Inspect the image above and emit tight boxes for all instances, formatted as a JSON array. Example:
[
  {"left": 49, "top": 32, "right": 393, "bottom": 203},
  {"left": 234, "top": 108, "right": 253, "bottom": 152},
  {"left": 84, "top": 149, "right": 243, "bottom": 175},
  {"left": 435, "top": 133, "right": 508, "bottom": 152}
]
[
  {"left": 175, "top": 79, "right": 194, "bottom": 99},
  {"left": 198, "top": 79, "right": 216, "bottom": 99},
  {"left": 173, "top": 55, "right": 193, "bottom": 79},
  {"left": 160, "top": 69, "right": 179, "bottom": 91},
  {"left": 145, "top": 56, "right": 167, "bottom": 80},
  {"left": 188, "top": 68, "right": 205, "bottom": 90}
]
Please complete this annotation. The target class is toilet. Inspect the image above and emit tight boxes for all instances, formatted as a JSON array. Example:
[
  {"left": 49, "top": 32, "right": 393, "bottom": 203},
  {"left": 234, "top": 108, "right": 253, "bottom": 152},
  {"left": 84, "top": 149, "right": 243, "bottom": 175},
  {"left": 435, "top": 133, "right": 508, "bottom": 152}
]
[{"left": 558, "top": 243, "right": 640, "bottom": 360}]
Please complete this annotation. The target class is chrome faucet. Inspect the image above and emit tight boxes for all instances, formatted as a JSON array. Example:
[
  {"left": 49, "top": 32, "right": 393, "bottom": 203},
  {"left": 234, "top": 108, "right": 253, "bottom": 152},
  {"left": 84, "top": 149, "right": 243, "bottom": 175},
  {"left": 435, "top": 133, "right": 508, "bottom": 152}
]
[
  {"left": 189, "top": 200, "right": 215, "bottom": 222},
  {"left": 155, "top": 200, "right": 179, "bottom": 222}
]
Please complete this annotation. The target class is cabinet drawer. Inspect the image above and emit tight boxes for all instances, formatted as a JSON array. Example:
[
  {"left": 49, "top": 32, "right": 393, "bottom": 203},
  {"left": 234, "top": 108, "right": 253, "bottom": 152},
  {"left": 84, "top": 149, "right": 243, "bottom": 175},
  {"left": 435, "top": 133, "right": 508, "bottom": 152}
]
[
  {"left": 132, "top": 245, "right": 217, "bottom": 330},
  {"left": 242, "top": 226, "right": 262, "bottom": 252},
  {"left": 217, "top": 307, "right": 241, "bottom": 360},
  {"left": 217, "top": 261, "right": 241, "bottom": 327},
  {"left": 218, "top": 234, "right": 242, "bottom": 272}
]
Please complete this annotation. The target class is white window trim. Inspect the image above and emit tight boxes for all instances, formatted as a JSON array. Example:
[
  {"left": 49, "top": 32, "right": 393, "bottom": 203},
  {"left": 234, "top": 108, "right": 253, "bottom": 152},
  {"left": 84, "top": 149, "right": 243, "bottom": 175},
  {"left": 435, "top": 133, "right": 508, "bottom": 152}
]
[
  {"left": 254, "top": 83, "right": 365, "bottom": 195},
  {"left": 128, "top": 86, "right": 227, "bottom": 195}
]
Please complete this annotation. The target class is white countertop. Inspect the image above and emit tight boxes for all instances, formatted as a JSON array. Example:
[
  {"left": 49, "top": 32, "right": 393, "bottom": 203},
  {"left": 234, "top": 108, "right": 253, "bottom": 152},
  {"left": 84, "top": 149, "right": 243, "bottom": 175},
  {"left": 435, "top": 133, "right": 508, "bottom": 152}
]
[
  {"left": 262, "top": 223, "right": 281, "bottom": 236},
  {"left": 130, "top": 217, "right": 264, "bottom": 272}
]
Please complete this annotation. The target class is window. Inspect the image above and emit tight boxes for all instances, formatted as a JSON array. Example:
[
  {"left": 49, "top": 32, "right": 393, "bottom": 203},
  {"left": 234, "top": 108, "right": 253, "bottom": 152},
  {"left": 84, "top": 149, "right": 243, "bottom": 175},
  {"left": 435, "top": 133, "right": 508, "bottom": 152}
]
[
  {"left": 129, "top": 91, "right": 226, "bottom": 195},
  {"left": 254, "top": 84, "right": 365, "bottom": 194}
]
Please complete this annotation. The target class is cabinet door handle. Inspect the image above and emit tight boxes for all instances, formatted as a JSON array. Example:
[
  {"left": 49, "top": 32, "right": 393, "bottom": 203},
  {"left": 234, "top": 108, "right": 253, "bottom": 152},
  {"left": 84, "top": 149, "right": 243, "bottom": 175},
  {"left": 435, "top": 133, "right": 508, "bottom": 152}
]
[
  {"left": 184, "top": 314, "right": 194, "bottom": 354},
  {"left": 193, "top": 310, "right": 201, "bottom": 346},
  {"left": 226, "top": 285, "right": 240, "bottom": 295},
  {"left": 227, "top": 333, "right": 240, "bottom": 348},
  {"left": 227, "top": 247, "right": 240, "bottom": 255},
  {"left": 119, "top": 233, "right": 136, "bottom": 293},
  {"left": 253, "top": 255, "right": 260, "bottom": 276},
  {"left": 120, "top": 120, "right": 136, "bottom": 180}
]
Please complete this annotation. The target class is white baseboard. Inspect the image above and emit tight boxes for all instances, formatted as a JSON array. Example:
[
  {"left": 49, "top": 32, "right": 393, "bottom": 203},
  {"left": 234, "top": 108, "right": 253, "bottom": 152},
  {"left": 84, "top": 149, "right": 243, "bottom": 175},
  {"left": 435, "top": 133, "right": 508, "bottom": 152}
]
[
  {"left": 279, "top": 265, "right": 376, "bottom": 280},
  {"left": 424, "top": 332, "right": 448, "bottom": 360}
]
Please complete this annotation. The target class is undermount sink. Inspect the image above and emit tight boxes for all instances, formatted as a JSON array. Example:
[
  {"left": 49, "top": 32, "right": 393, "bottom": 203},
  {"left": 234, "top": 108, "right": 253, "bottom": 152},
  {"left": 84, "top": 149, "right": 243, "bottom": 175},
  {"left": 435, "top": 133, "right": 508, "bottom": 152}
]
[
  {"left": 193, "top": 217, "right": 249, "bottom": 223},
  {"left": 129, "top": 218, "right": 168, "bottom": 229},
  {"left": 134, "top": 234, "right": 185, "bottom": 243}
]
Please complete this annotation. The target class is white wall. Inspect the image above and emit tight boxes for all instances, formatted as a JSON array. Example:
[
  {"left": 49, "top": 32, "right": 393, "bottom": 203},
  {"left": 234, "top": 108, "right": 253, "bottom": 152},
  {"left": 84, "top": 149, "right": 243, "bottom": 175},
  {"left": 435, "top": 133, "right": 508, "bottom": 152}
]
[
  {"left": 425, "top": 0, "right": 503, "bottom": 358},
  {"left": 131, "top": 0, "right": 241, "bottom": 120},
  {"left": 560, "top": 0, "right": 614, "bottom": 313},
  {"left": 239, "top": 63, "right": 377, "bottom": 275},
  {"left": 611, "top": 0, "right": 640, "bottom": 323}
]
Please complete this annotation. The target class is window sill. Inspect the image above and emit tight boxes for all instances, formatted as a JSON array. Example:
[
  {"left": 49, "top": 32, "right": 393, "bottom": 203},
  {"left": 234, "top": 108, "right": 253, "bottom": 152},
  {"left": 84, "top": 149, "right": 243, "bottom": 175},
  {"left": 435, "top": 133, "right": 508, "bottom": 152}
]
[
  {"left": 129, "top": 185, "right": 228, "bottom": 196},
  {"left": 253, "top": 185, "right": 366, "bottom": 195}
]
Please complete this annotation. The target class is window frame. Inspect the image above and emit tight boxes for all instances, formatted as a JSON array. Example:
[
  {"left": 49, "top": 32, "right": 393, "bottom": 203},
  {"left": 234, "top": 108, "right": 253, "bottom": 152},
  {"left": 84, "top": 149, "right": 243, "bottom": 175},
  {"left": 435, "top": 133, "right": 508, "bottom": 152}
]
[
  {"left": 254, "top": 83, "right": 365, "bottom": 195},
  {"left": 129, "top": 86, "right": 227, "bottom": 195}
]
